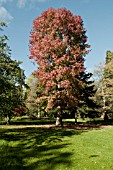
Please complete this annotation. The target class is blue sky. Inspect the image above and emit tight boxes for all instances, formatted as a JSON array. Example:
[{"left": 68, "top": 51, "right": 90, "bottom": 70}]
[{"left": 0, "top": 0, "right": 113, "bottom": 77}]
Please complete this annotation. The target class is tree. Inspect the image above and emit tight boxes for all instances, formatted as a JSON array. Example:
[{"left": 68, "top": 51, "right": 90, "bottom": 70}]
[
  {"left": 103, "top": 51, "right": 113, "bottom": 120},
  {"left": 25, "top": 74, "right": 47, "bottom": 118},
  {"left": 106, "top": 50, "right": 113, "bottom": 63},
  {"left": 26, "top": 74, "right": 39, "bottom": 118},
  {"left": 29, "top": 8, "right": 94, "bottom": 125},
  {"left": 0, "top": 21, "right": 27, "bottom": 124},
  {"left": 93, "top": 63, "right": 104, "bottom": 118},
  {"left": 93, "top": 51, "right": 113, "bottom": 120}
]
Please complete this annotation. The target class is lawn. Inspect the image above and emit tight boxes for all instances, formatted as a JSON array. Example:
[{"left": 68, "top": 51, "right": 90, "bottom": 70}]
[{"left": 0, "top": 125, "right": 113, "bottom": 170}]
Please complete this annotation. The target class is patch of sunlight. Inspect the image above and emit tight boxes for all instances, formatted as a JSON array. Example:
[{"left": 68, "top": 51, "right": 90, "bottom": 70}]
[
  {"left": 23, "top": 157, "right": 39, "bottom": 166},
  {"left": 0, "top": 139, "right": 7, "bottom": 146}
]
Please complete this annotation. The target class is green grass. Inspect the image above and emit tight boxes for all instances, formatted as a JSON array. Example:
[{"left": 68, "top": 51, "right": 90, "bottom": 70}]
[
  {"left": 0, "top": 125, "right": 113, "bottom": 170},
  {"left": 0, "top": 116, "right": 56, "bottom": 125}
]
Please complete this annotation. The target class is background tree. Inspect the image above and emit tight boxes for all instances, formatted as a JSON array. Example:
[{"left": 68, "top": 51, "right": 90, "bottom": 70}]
[
  {"left": 76, "top": 72, "right": 98, "bottom": 120},
  {"left": 26, "top": 74, "right": 47, "bottom": 119},
  {"left": 93, "top": 62, "right": 105, "bottom": 117},
  {"left": 93, "top": 51, "right": 113, "bottom": 120},
  {"left": 29, "top": 8, "right": 95, "bottom": 125},
  {"left": 0, "top": 21, "right": 27, "bottom": 124},
  {"left": 106, "top": 51, "right": 113, "bottom": 63},
  {"left": 25, "top": 74, "right": 38, "bottom": 118},
  {"left": 103, "top": 51, "right": 113, "bottom": 119}
]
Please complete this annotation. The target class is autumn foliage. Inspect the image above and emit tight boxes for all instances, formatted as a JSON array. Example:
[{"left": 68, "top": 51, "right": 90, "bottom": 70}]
[{"left": 29, "top": 8, "right": 90, "bottom": 114}]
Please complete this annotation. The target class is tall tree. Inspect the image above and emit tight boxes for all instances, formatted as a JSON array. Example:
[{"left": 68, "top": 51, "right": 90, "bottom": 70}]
[
  {"left": 0, "top": 21, "right": 27, "bottom": 124},
  {"left": 29, "top": 8, "right": 95, "bottom": 125},
  {"left": 104, "top": 51, "right": 113, "bottom": 119},
  {"left": 93, "top": 51, "right": 113, "bottom": 120}
]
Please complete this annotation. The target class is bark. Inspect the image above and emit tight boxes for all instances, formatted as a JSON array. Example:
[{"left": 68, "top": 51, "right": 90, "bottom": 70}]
[
  {"left": 37, "top": 112, "right": 41, "bottom": 118},
  {"left": 104, "top": 112, "right": 108, "bottom": 121},
  {"left": 56, "top": 114, "right": 63, "bottom": 127},
  {"left": 75, "top": 113, "right": 77, "bottom": 123},
  {"left": 6, "top": 114, "right": 10, "bottom": 125}
]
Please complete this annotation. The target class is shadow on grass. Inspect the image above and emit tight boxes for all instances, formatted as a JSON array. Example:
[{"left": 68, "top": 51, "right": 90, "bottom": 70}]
[
  {"left": 86, "top": 118, "right": 113, "bottom": 126},
  {"left": 0, "top": 127, "right": 86, "bottom": 170},
  {"left": 10, "top": 117, "right": 56, "bottom": 125}
]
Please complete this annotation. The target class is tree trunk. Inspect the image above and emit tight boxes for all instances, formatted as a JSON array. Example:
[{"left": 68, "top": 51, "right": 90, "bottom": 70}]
[
  {"left": 37, "top": 112, "right": 41, "bottom": 118},
  {"left": 101, "top": 86, "right": 108, "bottom": 121},
  {"left": 56, "top": 114, "right": 63, "bottom": 127},
  {"left": 75, "top": 113, "right": 77, "bottom": 123},
  {"left": 6, "top": 114, "right": 10, "bottom": 125},
  {"left": 104, "top": 112, "right": 108, "bottom": 121}
]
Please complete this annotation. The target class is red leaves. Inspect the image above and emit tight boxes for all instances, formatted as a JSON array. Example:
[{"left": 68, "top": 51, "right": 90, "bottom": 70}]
[
  {"left": 29, "top": 8, "right": 90, "bottom": 112},
  {"left": 13, "top": 106, "right": 26, "bottom": 116}
]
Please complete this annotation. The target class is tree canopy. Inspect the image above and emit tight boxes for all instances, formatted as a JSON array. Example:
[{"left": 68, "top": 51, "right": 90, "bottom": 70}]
[{"left": 0, "top": 21, "right": 27, "bottom": 123}]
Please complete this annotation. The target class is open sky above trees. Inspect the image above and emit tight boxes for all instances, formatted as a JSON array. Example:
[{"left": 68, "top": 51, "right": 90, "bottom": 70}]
[{"left": 0, "top": 0, "right": 113, "bottom": 77}]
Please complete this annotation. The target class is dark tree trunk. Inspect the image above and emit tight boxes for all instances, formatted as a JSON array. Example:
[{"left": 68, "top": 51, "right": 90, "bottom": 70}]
[
  {"left": 75, "top": 113, "right": 77, "bottom": 123},
  {"left": 104, "top": 112, "right": 108, "bottom": 121}
]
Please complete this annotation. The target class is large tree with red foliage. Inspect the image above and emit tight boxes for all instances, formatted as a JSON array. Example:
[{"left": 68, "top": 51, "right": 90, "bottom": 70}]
[{"left": 29, "top": 8, "right": 93, "bottom": 124}]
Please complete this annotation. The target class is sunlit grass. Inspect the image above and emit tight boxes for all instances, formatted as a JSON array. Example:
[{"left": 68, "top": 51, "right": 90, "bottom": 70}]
[{"left": 0, "top": 125, "right": 113, "bottom": 170}]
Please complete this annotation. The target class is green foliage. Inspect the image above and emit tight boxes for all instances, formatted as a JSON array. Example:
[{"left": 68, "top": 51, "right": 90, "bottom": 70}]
[
  {"left": 93, "top": 51, "right": 113, "bottom": 120},
  {"left": 25, "top": 74, "right": 38, "bottom": 116},
  {"left": 75, "top": 72, "right": 98, "bottom": 119},
  {"left": 0, "top": 21, "right": 27, "bottom": 123},
  {"left": 106, "top": 50, "right": 113, "bottom": 64},
  {"left": 103, "top": 51, "right": 113, "bottom": 119},
  {"left": 25, "top": 74, "right": 47, "bottom": 118},
  {"left": 93, "top": 62, "right": 104, "bottom": 112}
]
